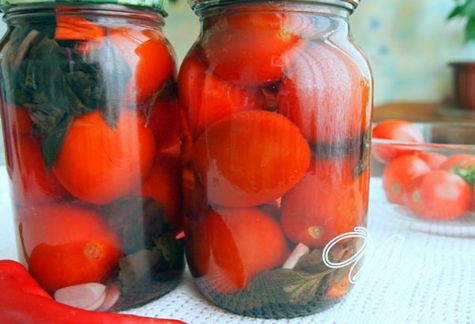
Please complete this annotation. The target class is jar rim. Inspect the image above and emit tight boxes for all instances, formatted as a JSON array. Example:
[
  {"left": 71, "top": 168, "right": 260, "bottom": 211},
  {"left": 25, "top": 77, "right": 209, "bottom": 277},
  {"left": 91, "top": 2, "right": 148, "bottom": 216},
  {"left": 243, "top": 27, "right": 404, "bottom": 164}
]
[
  {"left": 190, "top": 0, "right": 359, "bottom": 13},
  {"left": 0, "top": 0, "right": 168, "bottom": 14}
]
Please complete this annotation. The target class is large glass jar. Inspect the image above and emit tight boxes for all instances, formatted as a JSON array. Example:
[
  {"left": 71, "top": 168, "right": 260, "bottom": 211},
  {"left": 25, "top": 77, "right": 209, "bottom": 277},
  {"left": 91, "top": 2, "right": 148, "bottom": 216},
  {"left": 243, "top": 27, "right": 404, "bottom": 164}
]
[
  {"left": 0, "top": 0, "right": 185, "bottom": 311},
  {"left": 178, "top": 0, "right": 373, "bottom": 319}
]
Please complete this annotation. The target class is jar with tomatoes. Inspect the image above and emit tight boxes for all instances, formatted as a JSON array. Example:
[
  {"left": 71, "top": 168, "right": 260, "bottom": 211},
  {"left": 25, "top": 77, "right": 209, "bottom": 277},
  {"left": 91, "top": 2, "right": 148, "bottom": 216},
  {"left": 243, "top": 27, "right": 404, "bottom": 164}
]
[
  {"left": 0, "top": 0, "right": 185, "bottom": 311},
  {"left": 179, "top": 0, "right": 373, "bottom": 319}
]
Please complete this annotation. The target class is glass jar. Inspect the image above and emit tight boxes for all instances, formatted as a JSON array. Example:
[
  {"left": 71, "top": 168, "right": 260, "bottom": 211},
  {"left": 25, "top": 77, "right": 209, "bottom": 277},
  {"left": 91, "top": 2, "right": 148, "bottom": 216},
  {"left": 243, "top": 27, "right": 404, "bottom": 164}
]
[
  {"left": 178, "top": 0, "right": 373, "bottom": 319},
  {"left": 0, "top": 0, "right": 185, "bottom": 311}
]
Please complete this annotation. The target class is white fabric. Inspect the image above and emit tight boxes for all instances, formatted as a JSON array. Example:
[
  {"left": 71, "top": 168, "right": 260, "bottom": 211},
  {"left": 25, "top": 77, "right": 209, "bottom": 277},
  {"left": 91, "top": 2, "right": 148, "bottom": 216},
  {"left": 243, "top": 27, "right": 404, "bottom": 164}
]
[{"left": 1, "top": 167, "right": 474, "bottom": 324}]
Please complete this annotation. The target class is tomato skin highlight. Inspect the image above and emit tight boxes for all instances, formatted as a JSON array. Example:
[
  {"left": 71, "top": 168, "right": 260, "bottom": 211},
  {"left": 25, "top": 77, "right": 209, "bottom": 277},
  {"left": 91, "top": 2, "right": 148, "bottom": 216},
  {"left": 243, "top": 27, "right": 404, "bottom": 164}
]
[
  {"left": 381, "top": 155, "right": 431, "bottom": 205},
  {"left": 10, "top": 135, "right": 67, "bottom": 206},
  {"left": 278, "top": 43, "right": 371, "bottom": 146},
  {"left": 403, "top": 170, "right": 471, "bottom": 220},
  {"left": 372, "top": 120, "right": 425, "bottom": 164},
  {"left": 281, "top": 157, "right": 369, "bottom": 248},
  {"left": 53, "top": 109, "right": 156, "bottom": 205},
  {"left": 178, "top": 52, "right": 266, "bottom": 138},
  {"left": 110, "top": 27, "right": 176, "bottom": 104},
  {"left": 187, "top": 207, "right": 289, "bottom": 294},
  {"left": 19, "top": 204, "right": 122, "bottom": 294},
  {"left": 201, "top": 10, "right": 301, "bottom": 86},
  {"left": 191, "top": 110, "right": 311, "bottom": 207}
]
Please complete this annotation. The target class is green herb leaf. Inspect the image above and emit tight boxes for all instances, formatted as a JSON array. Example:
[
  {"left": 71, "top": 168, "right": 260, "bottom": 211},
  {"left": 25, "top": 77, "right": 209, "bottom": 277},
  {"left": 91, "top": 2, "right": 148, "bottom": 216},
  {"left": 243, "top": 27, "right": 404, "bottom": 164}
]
[{"left": 107, "top": 197, "right": 168, "bottom": 255}]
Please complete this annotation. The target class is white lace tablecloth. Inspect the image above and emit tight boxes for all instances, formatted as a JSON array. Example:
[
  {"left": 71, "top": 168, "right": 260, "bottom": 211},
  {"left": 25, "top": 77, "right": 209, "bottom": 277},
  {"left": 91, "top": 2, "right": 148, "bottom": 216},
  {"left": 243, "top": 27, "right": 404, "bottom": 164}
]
[{"left": 1, "top": 166, "right": 474, "bottom": 324}]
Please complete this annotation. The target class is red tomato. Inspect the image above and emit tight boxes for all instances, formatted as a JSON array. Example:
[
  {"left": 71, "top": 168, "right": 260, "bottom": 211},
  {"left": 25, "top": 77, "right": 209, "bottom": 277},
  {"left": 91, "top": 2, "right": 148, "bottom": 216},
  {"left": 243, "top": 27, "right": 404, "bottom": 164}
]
[
  {"left": 146, "top": 96, "right": 181, "bottom": 156},
  {"left": 10, "top": 135, "right": 67, "bottom": 206},
  {"left": 110, "top": 27, "right": 175, "bottom": 104},
  {"left": 201, "top": 10, "right": 301, "bottom": 86},
  {"left": 192, "top": 110, "right": 311, "bottom": 207},
  {"left": 277, "top": 42, "right": 372, "bottom": 146},
  {"left": 19, "top": 204, "right": 122, "bottom": 294},
  {"left": 187, "top": 207, "right": 289, "bottom": 294},
  {"left": 140, "top": 155, "right": 182, "bottom": 229},
  {"left": 281, "top": 157, "right": 369, "bottom": 248},
  {"left": 418, "top": 151, "right": 448, "bottom": 169},
  {"left": 8, "top": 106, "right": 32, "bottom": 135},
  {"left": 178, "top": 52, "right": 266, "bottom": 138},
  {"left": 53, "top": 109, "right": 155, "bottom": 205},
  {"left": 381, "top": 155, "right": 430, "bottom": 205},
  {"left": 440, "top": 153, "right": 475, "bottom": 171},
  {"left": 403, "top": 170, "right": 471, "bottom": 220},
  {"left": 371, "top": 120, "right": 425, "bottom": 164}
]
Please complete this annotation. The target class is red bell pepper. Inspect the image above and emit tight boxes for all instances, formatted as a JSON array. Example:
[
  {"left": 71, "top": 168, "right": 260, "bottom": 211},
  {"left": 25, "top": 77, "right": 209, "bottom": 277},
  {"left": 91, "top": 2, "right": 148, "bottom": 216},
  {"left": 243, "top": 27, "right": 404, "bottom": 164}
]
[{"left": 0, "top": 259, "right": 187, "bottom": 324}]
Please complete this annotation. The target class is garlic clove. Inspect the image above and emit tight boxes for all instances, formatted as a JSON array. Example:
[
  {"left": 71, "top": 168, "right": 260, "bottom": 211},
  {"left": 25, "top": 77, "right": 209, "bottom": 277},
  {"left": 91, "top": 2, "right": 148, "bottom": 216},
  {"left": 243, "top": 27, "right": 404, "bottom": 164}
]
[{"left": 54, "top": 282, "right": 106, "bottom": 311}]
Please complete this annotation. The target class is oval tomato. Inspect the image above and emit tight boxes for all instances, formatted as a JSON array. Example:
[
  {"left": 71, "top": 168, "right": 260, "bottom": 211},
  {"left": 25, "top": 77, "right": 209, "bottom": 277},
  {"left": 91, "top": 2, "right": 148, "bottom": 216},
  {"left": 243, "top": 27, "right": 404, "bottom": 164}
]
[
  {"left": 277, "top": 42, "right": 372, "bottom": 146},
  {"left": 146, "top": 96, "right": 181, "bottom": 156},
  {"left": 140, "top": 154, "right": 182, "bottom": 229},
  {"left": 418, "top": 151, "right": 448, "bottom": 169},
  {"left": 19, "top": 204, "right": 122, "bottom": 294},
  {"left": 178, "top": 52, "right": 266, "bottom": 138},
  {"left": 53, "top": 109, "right": 155, "bottom": 205},
  {"left": 381, "top": 155, "right": 430, "bottom": 205},
  {"left": 188, "top": 207, "right": 289, "bottom": 294},
  {"left": 192, "top": 110, "right": 311, "bottom": 207},
  {"left": 8, "top": 106, "right": 32, "bottom": 135},
  {"left": 403, "top": 170, "right": 471, "bottom": 220},
  {"left": 110, "top": 27, "right": 175, "bottom": 104},
  {"left": 371, "top": 120, "right": 425, "bottom": 164},
  {"left": 201, "top": 10, "right": 301, "bottom": 86},
  {"left": 10, "top": 135, "right": 67, "bottom": 206},
  {"left": 281, "top": 157, "right": 369, "bottom": 248}
]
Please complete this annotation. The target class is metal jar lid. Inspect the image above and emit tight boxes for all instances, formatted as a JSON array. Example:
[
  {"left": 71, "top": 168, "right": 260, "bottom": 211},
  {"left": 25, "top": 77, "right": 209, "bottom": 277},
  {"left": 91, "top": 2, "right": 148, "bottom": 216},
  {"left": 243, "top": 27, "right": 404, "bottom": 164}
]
[
  {"left": 190, "top": 0, "right": 360, "bottom": 14},
  {"left": 0, "top": 0, "right": 168, "bottom": 12}
]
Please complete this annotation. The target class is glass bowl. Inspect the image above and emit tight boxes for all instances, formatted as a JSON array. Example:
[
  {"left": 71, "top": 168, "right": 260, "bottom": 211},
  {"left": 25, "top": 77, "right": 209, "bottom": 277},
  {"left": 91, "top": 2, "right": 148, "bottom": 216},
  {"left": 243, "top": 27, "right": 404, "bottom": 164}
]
[{"left": 370, "top": 121, "right": 475, "bottom": 236}]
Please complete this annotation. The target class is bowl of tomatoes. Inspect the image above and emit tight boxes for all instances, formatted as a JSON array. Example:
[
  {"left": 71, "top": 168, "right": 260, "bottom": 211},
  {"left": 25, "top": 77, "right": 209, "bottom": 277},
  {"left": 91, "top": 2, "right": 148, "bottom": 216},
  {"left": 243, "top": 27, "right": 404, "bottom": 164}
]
[{"left": 371, "top": 119, "right": 475, "bottom": 235}]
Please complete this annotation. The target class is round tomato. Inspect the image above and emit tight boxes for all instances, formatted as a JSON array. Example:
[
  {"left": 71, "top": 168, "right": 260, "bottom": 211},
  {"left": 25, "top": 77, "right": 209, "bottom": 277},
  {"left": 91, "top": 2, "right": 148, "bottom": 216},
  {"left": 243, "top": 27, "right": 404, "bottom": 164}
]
[
  {"left": 188, "top": 207, "right": 289, "bottom": 294},
  {"left": 110, "top": 27, "right": 175, "bottom": 104},
  {"left": 19, "top": 204, "right": 122, "bottom": 294},
  {"left": 403, "top": 170, "right": 471, "bottom": 220},
  {"left": 201, "top": 10, "right": 301, "bottom": 86},
  {"left": 440, "top": 153, "right": 475, "bottom": 171},
  {"left": 371, "top": 120, "right": 425, "bottom": 164},
  {"left": 281, "top": 157, "right": 369, "bottom": 248},
  {"left": 53, "top": 109, "right": 155, "bottom": 205},
  {"left": 381, "top": 155, "right": 430, "bottom": 205},
  {"left": 277, "top": 42, "right": 372, "bottom": 146},
  {"left": 192, "top": 110, "right": 311, "bottom": 207},
  {"left": 10, "top": 135, "right": 67, "bottom": 206},
  {"left": 178, "top": 52, "right": 266, "bottom": 138}
]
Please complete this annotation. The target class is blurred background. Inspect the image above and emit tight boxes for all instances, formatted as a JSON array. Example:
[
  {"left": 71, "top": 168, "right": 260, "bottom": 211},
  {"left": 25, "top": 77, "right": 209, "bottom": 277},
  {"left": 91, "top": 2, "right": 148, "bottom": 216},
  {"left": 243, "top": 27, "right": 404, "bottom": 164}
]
[
  {"left": 161, "top": 0, "right": 474, "bottom": 106},
  {"left": 0, "top": 0, "right": 473, "bottom": 165}
]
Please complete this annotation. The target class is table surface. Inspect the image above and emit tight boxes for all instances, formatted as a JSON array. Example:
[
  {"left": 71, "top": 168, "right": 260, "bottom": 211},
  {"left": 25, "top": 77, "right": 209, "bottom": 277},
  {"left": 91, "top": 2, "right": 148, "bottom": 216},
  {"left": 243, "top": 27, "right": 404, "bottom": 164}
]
[
  {"left": 1, "top": 166, "right": 475, "bottom": 324},
  {"left": 373, "top": 101, "right": 475, "bottom": 122}
]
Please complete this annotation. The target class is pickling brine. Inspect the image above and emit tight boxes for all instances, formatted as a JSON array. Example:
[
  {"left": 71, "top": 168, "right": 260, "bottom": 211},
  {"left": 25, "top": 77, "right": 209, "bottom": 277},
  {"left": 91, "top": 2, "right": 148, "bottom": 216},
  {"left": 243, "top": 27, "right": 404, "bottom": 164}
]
[
  {"left": 0, "top": 1, "right": 185, "bottom": 311},
  {"left": 178, "top": 0, "right": 373, "bottom": 318}
]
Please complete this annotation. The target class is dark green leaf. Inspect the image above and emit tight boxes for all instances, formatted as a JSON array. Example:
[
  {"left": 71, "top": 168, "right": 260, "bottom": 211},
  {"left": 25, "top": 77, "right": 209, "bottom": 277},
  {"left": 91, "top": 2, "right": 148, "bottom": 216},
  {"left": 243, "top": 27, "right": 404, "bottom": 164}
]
[
  {"left": 40, "top": 113, "right": 73, "bottom": 169},
  {"left": 117, "top": 248, "right": 162, "bottom": 293},
  {"left": 107, "top": 197, "right": 168, "bottom": 255}
]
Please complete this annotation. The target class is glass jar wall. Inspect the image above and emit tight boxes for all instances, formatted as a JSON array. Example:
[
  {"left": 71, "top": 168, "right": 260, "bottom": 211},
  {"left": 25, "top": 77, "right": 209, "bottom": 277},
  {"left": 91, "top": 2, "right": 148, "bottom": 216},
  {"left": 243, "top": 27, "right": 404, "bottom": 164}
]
[
  {"left": 0, "top": 1, "right": 185, "bottom": 311},
  {"left": 178, "top": 0, "right": 373, "bottom": 319}
]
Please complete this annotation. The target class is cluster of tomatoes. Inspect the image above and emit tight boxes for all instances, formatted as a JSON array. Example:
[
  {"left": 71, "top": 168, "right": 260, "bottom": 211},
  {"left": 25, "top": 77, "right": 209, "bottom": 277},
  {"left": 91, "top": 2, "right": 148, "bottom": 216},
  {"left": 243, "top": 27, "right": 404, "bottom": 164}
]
[
  {"left": 373, "top": 119, "right": 475, "bottom": 221},
  {"left": 4, "top": 22, "right": 183, "bottom": 299},
  {"left": 178, "top": 9, "right": 372, "bottom": 297}
]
